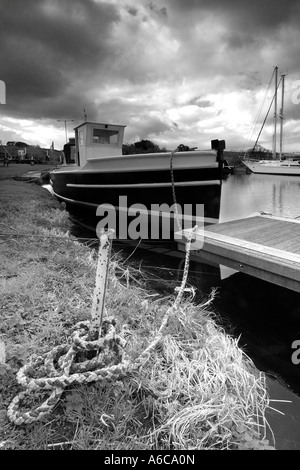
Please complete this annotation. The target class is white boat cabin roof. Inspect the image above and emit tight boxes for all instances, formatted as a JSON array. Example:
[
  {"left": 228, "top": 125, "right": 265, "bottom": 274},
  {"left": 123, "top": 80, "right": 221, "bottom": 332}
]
[{"left": 74, "top": 121, "right": 126, "bottom": 131}]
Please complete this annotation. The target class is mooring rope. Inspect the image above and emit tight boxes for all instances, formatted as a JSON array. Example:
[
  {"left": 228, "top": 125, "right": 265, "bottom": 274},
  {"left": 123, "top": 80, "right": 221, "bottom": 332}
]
[
  {"left": 169, "top": 149, "right": 198, "bottom": 245},
  {"left": 169, "top": 148, "right": 183, "bottom": 233},
  {"left": 7, "top": 227, "right": 197, "bottom": 426}
]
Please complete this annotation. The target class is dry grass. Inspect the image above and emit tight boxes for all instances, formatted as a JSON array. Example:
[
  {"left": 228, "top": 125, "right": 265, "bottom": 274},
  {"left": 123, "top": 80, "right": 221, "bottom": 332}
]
[{"left": 0, "top": 180, "right": 274, "bottom": 450}]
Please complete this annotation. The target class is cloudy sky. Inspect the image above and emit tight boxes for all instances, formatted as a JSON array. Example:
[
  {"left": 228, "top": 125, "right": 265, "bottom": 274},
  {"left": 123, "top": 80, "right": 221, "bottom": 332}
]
[{"left": 1, "top": 0, "right": 300, "bottom": 152}]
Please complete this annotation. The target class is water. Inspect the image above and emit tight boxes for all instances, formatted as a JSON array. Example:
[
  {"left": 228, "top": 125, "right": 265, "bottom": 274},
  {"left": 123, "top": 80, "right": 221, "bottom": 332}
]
[
  {"left": 61, "top": 172, "right": 300, "bottom": 449},
  {"left": 220, "top": 172, "right": 300, "bottom": 222}
]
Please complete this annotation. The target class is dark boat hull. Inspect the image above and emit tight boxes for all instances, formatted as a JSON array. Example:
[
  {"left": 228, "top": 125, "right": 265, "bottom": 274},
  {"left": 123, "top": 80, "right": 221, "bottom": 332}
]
[{"left": 50, "top": 166, "right": 222, "bottom": 240}]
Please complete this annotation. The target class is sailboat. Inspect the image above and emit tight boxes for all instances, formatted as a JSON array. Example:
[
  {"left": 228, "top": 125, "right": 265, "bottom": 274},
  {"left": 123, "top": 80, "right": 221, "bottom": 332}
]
[{"left": 242, "top": 67, "right": 300, "bottom": 176}]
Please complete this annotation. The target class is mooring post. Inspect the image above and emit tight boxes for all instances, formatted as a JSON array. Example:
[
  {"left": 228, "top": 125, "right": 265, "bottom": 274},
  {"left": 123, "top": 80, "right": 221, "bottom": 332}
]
[{"left": 90, "top": 229, "right": 114, "bottom": 339}]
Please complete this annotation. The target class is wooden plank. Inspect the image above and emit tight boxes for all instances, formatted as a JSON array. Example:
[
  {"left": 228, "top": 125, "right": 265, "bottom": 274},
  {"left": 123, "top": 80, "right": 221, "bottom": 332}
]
[
  {"left": 187, "top": 247, "right": 300, "bottom": 292},
  {"left": 259, "top": 213, "right": 300, "bottom": 225},
  {"left": 272, "top": 238, "right": 300, "bottom": 254},
  {"left": 209, "top": 217, "right": 300, "bottom": 243},
  {"left": 177, "top": 217, "right": 300, "bottom": 292},
  {"left": 202, "top": 216, "right": 300, "bottom": 254},
  {"left": 212, "top": 215, "right": 300, "bottom": 232},
  {"left": 176, "top": 215, "right": 300, "bottom": 291},
  {"left": 192, "top": 229, "right": 300, "bottom": 266},
  {"left": 209, "top": 216, "right": 274, "bottom": 236},
  {"left": 240, "top": 226, "right": 300, "bottom": 249}
]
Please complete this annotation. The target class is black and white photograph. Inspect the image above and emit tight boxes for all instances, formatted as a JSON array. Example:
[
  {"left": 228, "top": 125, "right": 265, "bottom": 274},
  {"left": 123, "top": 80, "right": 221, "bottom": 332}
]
[{"left": 1, "top": 0, "right": 300, "bottom": 452}]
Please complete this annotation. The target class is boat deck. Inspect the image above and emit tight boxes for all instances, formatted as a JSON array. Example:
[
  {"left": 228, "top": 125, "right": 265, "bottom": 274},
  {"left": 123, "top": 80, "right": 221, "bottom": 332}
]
[{"left": 177, "top": 214, "right": 300, "bottom": 292}]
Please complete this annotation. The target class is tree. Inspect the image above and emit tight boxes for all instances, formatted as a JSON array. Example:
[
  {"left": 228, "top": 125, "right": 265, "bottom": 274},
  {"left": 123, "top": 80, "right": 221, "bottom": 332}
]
[
  {"left": 123, "top": 140, "right": 167, "bottom": 154},
  {"left": 177, "top": 144, "right": 197, "bottom": 152}
]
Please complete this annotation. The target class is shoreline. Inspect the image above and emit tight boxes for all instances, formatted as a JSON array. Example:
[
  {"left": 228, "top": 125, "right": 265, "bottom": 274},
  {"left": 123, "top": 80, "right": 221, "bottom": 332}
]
[
  {"left": 0, "top": 162, "right": 57, "bottom": 181},
  {"left": 0, "top": 175, "right": 274, "bottom": 450}
]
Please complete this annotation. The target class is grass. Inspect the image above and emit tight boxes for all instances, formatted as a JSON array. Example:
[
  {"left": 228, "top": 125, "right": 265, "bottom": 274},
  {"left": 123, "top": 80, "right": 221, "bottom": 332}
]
[{"left": 0, "top": 179, "right": 275, "bottom": 450}]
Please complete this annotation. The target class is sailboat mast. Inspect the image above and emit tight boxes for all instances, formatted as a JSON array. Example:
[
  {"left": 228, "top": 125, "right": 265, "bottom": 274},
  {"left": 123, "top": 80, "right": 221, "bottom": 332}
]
[
  {"left": 273, "top": 66, "right": 278, "bottom": 159},
  {"left": 279, "top": 74, "right": 285, "bottom": 161}
]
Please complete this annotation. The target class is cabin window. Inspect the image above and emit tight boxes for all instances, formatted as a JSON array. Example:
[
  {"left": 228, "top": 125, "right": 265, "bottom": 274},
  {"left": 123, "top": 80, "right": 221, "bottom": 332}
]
[
  {"left": 92, "top": 128, "right": 119, "bottom": 145},
  {"left": 79, "top": 130, "right": 84, "bottom": 146}
]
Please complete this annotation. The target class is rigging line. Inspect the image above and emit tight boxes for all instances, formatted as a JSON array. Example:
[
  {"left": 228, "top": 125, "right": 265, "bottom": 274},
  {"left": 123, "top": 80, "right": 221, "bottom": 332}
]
[
  {"left": 250, "top": 76, "right": 282, "bottom": 158},
  {"left": 249, "top": 71, "right": 275, "bottom": 145},
  {"left": 243, "top": 69, "right": 275, "bottom": 157}
]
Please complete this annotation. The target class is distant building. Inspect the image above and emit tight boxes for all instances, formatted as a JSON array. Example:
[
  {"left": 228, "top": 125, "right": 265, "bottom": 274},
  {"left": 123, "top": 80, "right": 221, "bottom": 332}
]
[
  {"left": 0, "top": 141, "right": 63, "bottom": 164},
  {"left": 63, "top": 138, "right": 76, "bottom": 164}
]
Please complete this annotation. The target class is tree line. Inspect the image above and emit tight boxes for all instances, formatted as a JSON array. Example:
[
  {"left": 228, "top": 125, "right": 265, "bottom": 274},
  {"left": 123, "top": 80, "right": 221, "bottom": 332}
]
[{"left": 122, "top": 140, "right": 196, "bottom": 154}]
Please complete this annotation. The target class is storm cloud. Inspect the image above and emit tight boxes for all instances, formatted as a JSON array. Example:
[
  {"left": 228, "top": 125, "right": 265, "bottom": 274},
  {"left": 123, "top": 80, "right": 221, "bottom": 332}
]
[{"left": 0, "top": 0, "right": 300, "bottom": 150}]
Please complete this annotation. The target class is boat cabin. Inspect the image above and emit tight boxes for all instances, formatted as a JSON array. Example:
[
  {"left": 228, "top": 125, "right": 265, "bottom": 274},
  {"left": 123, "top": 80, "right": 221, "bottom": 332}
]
[{"left": 74, "top": 121, "right": 126, "bottom": 166}]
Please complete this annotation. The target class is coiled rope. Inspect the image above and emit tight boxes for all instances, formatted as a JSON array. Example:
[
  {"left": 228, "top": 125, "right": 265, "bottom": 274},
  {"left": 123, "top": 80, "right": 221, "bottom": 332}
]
[{"left": 7, "top": 226, "right": 197, "bottom": 426}]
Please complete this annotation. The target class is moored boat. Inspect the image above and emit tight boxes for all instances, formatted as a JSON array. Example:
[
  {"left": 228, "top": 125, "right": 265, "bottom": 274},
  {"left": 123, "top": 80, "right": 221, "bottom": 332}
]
[
  {"left": 243, "top": 158, "right": 300, "bottom": 175},
  {"left": 50, "top": 121, "right": 226, "bottom": 240},
  {"left": 242, "top": 67, "right": 300, "bottom": 176}
]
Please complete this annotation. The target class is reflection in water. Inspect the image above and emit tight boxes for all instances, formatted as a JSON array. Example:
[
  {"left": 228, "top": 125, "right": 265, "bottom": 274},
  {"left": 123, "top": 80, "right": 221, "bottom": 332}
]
[{"left": 220, "top": 173, "right": 300, "bottom": 222}]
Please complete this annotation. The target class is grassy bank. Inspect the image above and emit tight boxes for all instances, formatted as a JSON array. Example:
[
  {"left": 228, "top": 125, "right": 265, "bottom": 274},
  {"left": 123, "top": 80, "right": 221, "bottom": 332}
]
[
  {"left": 0, "top": 163, "right": 57, "bottom": 181},
  {"left": 0, "top": 178, "right": 274, "bottom": 450}
]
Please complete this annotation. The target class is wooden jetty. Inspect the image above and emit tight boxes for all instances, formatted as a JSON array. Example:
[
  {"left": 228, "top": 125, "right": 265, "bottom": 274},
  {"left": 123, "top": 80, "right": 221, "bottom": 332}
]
[{"left": 177, "top": 214, "right": 300, "bottom": 292}]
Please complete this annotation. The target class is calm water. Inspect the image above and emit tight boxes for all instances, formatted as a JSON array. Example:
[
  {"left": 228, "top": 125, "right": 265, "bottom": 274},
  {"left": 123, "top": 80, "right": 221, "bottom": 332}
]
[
  {"left": 66, "top": 171, "right": 300, "bottom": 450},
  {"left": 220, "top": 172, "right": 300, "bottom": 222}
]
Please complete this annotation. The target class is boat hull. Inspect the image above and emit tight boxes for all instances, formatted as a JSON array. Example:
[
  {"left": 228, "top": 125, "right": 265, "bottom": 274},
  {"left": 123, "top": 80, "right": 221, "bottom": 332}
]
[
  {"left": 50, "top": 165, "right": 222, "bottom": 240},
  {"left": 243, "top": 160, "right": 300, "bottom": 175}
]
